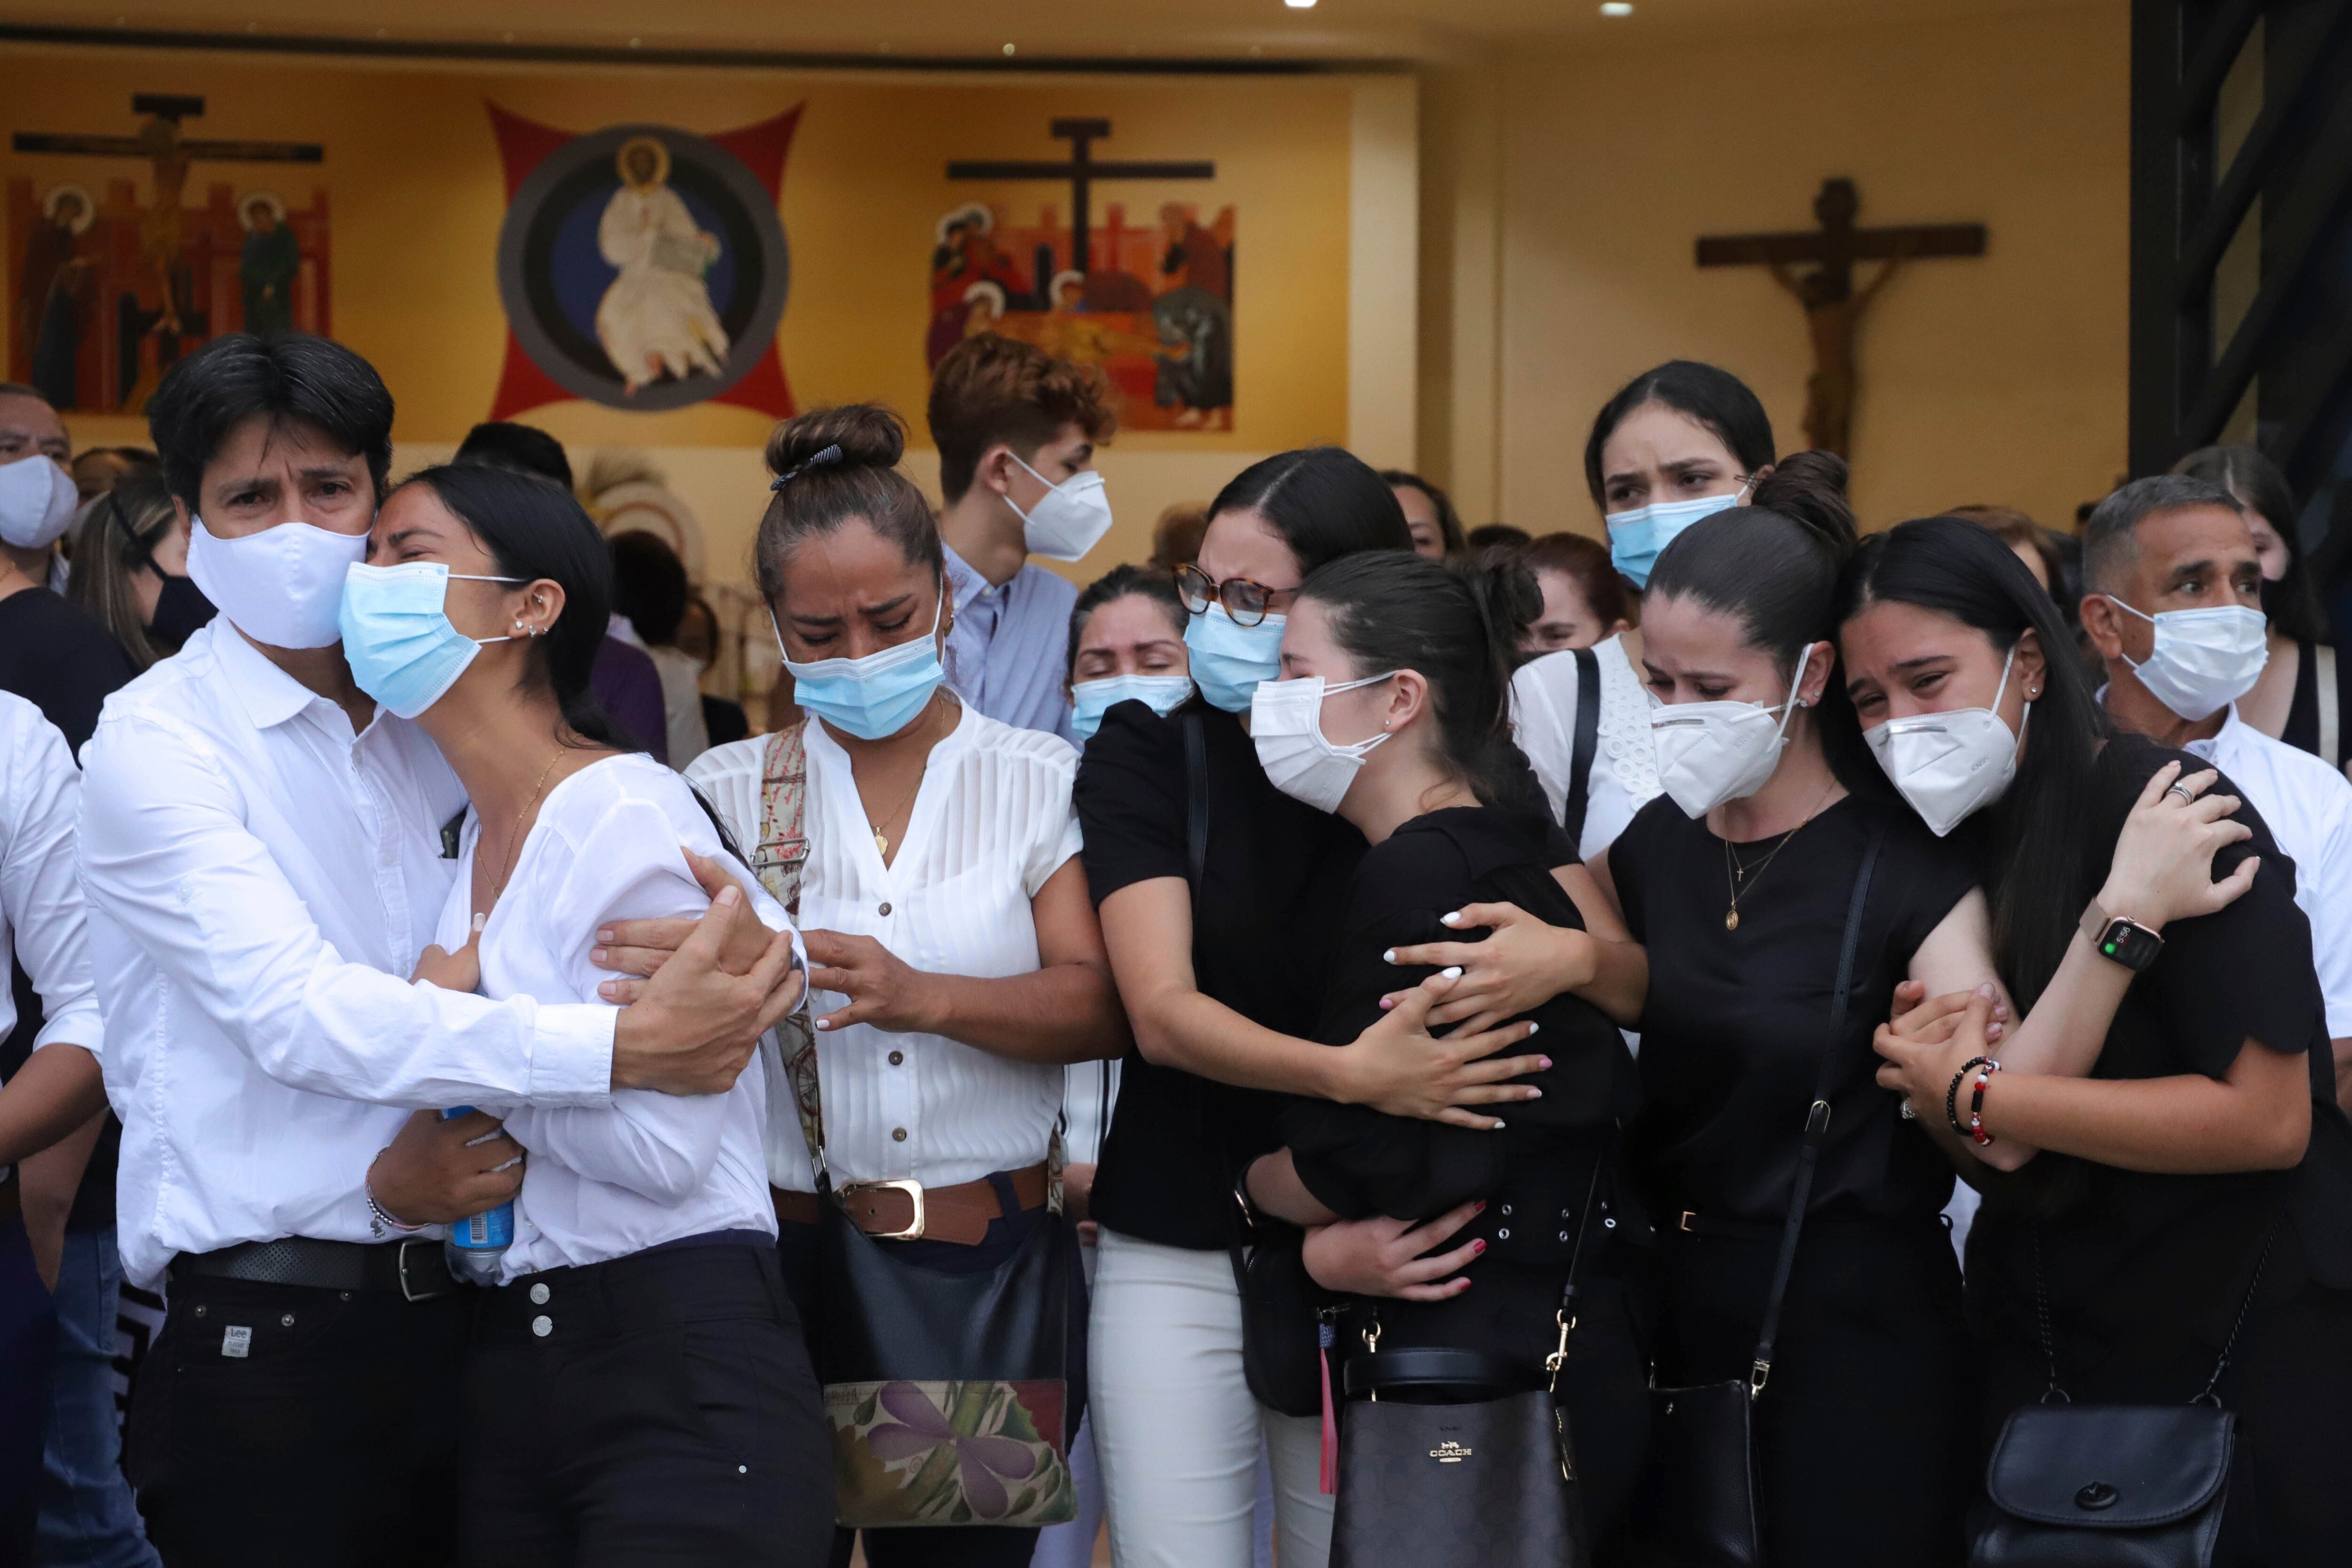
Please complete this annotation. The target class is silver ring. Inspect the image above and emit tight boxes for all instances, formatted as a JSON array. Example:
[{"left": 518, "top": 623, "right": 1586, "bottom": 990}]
[{"left": 2167, "top": 782, "right": 2195, "bottom": 804}]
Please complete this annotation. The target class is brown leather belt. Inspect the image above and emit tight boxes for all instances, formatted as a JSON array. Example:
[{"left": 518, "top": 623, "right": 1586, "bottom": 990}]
[{"left": 771, "top": 1163, "right": 1051, "bottom": 1246}]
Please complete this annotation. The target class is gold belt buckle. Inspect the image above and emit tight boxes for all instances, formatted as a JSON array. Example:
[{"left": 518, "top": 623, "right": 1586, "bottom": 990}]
[
  {"left": 1679, "top": 1210, "right": 1698, "bottom": 1233},
  {"left": 841, "top": 1178, "right": 927, "bottom": 1241}
]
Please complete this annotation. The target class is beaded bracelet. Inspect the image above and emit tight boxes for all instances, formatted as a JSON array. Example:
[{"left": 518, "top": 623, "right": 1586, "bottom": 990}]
[
  {"left": 364, "top": 1148, "right": 425, "bottom": 1240},
  {"left": 1945, "top": 1056, "right": 1993, "bottom": 1139},
  {"left": 1966, "top": 1059, "right": 2003, "bottom": 1147}
]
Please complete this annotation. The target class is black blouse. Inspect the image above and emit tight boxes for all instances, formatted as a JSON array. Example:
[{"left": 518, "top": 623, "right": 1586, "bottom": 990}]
[
  {"left": 1075, "top": 699, "right": 1368, "bottom": 1250},
  {"left": 1968, "top": 735, "right": 2352, "bottom": 1375},
  {"left": 1284, "top": 806, "right": 1639, "bottom": 1361},
  {"left": 2280, "top": 637, "right": 2352, "bottom": 768},
  {"left": 1611, "top": 791, "right": 1977, "bottom": 1226}
]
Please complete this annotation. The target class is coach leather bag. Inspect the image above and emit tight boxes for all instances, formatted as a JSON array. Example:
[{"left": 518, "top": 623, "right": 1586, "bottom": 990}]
[
  {"left": 1966, "top": 1220, "right": 2279, "bottom": 1568},
  {"left": 1328, "top": 1163, "right": 1607, "bottom": 1568},
  {"left": 1640, "top": 823, "right": 1884, "bottom": 1568},
  {"left": 753, "top": 724, "right": 1084, "bottom": 1531}
]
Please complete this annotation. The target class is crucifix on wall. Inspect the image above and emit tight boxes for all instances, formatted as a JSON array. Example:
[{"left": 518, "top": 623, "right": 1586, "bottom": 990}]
[
  {"left": 1697, "top": 178, "right": 1986, "bottom": 458},
  {"left": 947, "top": 117, "right": 1213, "bottom": 286}
]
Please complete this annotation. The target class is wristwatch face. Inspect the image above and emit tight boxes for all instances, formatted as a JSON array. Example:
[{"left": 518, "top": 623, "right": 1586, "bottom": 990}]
[{"left": 2097, "top": 917, "right": 2163, "bottom": 971}]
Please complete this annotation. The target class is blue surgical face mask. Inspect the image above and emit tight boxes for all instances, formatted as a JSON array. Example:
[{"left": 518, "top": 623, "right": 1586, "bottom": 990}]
[
  {"left": 1184, "top": 603, "right": 1285, "bottom": 713},
  {"left": 1071, "top": 673, "right": 1196, "bottom": 741},
  {"left": 779, "top": 590, "right": 948, "bottom": 741},
  {"left": 339, "top": 562, "right": 523, "bottom": 719},
  {"left": 1605, "top": 484, "right": 1751, "bottom": 589}
]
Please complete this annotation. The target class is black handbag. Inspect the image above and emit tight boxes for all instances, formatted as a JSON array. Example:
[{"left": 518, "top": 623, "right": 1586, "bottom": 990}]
[
  {"left": 1965, "top": 1220, "right": 2280, "bottom": 1568},
  {"left": 1181, "top": 709, "right": 1332, "bottom": 1417},
  {"left": 1328, "top": 1165, "right": 1606, "bottom": 1568},
  {"left": 1642, "top": 822, "right": 1884, "bottom": 1568}
]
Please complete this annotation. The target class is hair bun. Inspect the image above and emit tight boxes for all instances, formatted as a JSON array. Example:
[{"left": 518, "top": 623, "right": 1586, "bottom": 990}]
[
  {"left": 1751, "top": 449, "right": 1857, "bottom": 559},
  {"left": 764, "top": 404, "right": 906, "bottom": 480}
]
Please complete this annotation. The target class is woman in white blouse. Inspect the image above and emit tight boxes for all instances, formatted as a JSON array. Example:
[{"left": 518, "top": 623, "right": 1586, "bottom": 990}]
[
  {"left": 685, "top": 404, "right": 1128, "bottom": 1568},
  {"left": 342, "top": 462, "right": 830, "bottom": 1565}
]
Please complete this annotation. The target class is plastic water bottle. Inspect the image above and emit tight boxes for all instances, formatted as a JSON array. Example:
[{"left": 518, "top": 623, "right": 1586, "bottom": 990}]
[{"left": 440, "top": 1106, "right": 513, "bottom": 1284}]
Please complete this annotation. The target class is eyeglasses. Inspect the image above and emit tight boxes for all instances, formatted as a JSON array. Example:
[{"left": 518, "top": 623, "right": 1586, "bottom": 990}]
[{"left": 1174, "top": 564, "right": 1299, "bottom": 629}]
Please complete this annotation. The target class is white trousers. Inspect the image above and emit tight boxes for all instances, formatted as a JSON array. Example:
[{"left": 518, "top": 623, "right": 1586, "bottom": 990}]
[{"left": 1090, "top": 1229, "right": 1332, "bottom": 1568}]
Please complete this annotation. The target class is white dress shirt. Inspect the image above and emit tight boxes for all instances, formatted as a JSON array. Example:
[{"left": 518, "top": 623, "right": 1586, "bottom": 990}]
[
  {"left": 2182, "top": 705, "right": 2352, "bottom": 1037},
  {"left": 687, "top": 703, "right": 1084, "bottom": 1193},
  {"left": 1510, "top": 634, "right": 1662, "bottom": 861},
  {"left": 78, "top": 621, "right": 619, "bottom": 1289},
  {"left": 435, "top": 753, "right": 787, "bottom": 1277},
  {"left": 0, "top": 692, "right": 101, "bottom": 1067}
]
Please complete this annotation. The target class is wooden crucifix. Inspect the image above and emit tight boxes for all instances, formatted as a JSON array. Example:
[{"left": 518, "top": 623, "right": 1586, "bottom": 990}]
[
  {"left": 947, "top": 118, "right": 1212, "bottom": 281},
  {"left": 1698, "top": 178, "right": 1986, "bottom": 457},
  {"left": 15, "top": 94, "right": 321, "bottom": 339}
]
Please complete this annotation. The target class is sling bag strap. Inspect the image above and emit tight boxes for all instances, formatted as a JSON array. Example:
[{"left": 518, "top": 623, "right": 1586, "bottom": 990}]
[
  {"left": 751, "top": 722, "right": 827, "bottom": 1182},
  {"left": 1560, "top": 647, "right": 1602, "bottom": 853},
  {"left": 1747, "top": 820, "right": 1884, "bottom": 1395},
  {"left": 2317, "top": 644, "right": 2340, "bottom": 768},
  {"left": 1184, "top": 709, "right": 1211, "bottom": 905}
]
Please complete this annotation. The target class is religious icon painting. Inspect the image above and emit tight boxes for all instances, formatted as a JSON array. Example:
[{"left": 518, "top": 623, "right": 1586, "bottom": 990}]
[
  {"left": 933, "top": 119, "right": 1233, "bottom": 431},
  {"left": 486, "top": 104, "right": 800, "bottom": 419}
]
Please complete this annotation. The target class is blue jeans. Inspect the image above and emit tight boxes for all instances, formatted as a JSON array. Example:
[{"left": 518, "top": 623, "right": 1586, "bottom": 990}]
[{"left": 37, "top": 1229, "right": 157, "bottom": 1568}]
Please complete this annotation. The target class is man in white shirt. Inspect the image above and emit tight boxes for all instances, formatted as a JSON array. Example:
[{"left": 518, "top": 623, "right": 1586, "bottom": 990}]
[
  {"left": 927, "top": 334, "right": 1117, "bottom": 742},
  {"left": 0, "top": 694, "right": 108, "bottom": 1558},
  {"left": 2082, "top": 475, "right": 2352, "bottom": 1107},
  {"left": 83, "top": 333, "right": 802, "bottom": 1568}
]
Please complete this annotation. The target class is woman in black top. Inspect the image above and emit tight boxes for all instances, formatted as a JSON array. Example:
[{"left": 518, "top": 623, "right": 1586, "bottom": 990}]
[
  {"left": 1076, "top": 449, "right": 1600, "bottom": 1567},
  {"left": 1238, "top": 550, "right": 1649, "bottom": 1541},
  {"left": 1847, "top": 510, "right": 2352, "bottom": 1566},
  {"left": 1587, "top": 487, "right": 2012, "bottom": 1567}
]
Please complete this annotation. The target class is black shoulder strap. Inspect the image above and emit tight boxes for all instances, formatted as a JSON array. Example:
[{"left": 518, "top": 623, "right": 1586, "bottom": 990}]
[
  {"left": 1561, "top": 647, "right": 1601, "bottom": 851},
  {"left": 1748, "top": 820, "right": 1884, "bottom": 1396},
  {"left": 1182, "top": 710, "right": 1210, "bottom": 903}
]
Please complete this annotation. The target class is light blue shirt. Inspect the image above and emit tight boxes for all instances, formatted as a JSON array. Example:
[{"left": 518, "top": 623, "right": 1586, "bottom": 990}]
[{"left": 941, "top": 544, "right": 1078, "bottom": 743}]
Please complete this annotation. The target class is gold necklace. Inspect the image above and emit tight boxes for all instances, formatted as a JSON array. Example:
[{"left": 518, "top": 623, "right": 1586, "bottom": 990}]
[
  {"left": 862, "top": 699, "right": 939, "bottom": 861},
  {"left": 491, "top": 750, "right": 568, "bottom": 899},
  {"left": 1719, "top": 784, "right": 1838, "bottom": 932}
]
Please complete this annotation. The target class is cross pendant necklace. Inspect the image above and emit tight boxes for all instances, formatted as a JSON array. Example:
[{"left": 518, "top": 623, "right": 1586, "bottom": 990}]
[{"left": 1720, "top": 783, "right": 1839, "bottom": 931}]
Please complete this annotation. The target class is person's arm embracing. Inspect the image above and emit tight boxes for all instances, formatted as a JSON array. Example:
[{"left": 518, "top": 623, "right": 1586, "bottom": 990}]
[{"left": 0, "top": 707, "right": 108, "bottom": 1164}]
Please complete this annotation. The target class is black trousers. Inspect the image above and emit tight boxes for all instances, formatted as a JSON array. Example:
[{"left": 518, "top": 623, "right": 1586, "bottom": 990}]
[
  {"left": 1643, "top": 1212, "right": 1974, "bottom": 1568},
  {"left": 124, "top": 1269, "right": 466, "bottom": 1568},
  {"left": 0, "top": 1212, "right": 56, "bottom": 1568},
  {"left": 459, "top": 1240, "right": 833, "bottom": 1567},
  {"left": 774, "top": 1217, "right": 1046, "bottom": 1568}
]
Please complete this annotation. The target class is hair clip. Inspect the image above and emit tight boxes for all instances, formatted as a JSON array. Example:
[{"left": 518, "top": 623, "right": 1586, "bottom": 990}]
[{"left": 770, "top": 443, "right": 844, "bottom": 491}]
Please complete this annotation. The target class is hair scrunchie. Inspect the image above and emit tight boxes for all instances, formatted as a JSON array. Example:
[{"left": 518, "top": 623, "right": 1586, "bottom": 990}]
[{"left": 770, "top": 443, "right": 843, "bottom": 491}]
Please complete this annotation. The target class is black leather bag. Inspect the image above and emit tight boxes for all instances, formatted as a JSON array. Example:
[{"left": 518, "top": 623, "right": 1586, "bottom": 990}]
[
  {"left": 1965, "top": 1220, "right": 2279, "bottom": 1568},
  {"left": 1329, "top": 1168, "right": 1606, "bottom": 1568},
  {"left": 1641, "top": 824, "right": 1884, "bottom": 1568}
]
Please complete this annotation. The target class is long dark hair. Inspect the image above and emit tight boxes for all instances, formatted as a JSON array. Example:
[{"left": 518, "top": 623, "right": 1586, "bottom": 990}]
[
  {"left": 1209, "top": 447, "right": 1414, "bottom": 574},
  {"left": 1646, "top": 452, "right": 1875, "bottom": 793},
  {"left": 2170, "top": 444, "right": 2325, "bottom": 645},
  {"left": 1295, "top": 550, "right": 1548, "bottom": 817},
  {"left": 1583, "top": 360, "right": 1776, "bottom": 506},
  {"left": 66, "top": 475, "right": 175, "bottom": 671},
  {"left": 1839, "top": 516, "right": 2111, "bottom": 1007},
  {"left": 389, "top": 463, "right": 628, "bottom": 753}
]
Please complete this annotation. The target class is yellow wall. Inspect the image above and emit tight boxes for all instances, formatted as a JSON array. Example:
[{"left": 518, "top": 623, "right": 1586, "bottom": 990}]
[
  {"left": 4, "top": 44, "right": 1410, "bottom": 582},
  {"left": 1422, "top": 0, "right": 2131, "bottom": 538}
]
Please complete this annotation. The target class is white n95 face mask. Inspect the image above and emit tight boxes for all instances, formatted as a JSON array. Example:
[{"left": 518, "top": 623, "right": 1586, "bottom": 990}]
[
  {"left": 1650, "top": 651, "right": 1811, "bottom": 818},
  {"left": 1866, "top": 645, "right": 2025, "bottom": 837},
  {"left": 186, "top": 515, "right": 370, "bottom": 650},
  {"left": 0, "top": 453, "right": 77, "bottom": 550},
  {"left": 1251, "top": 671, "right": 1396, "bottom": 814},
  {"left": 2104, "top": 597, "right": 2267, "bottom": 721},
  {"left": 1009, "top": 457, "right": 1114, "bottom": 562}
]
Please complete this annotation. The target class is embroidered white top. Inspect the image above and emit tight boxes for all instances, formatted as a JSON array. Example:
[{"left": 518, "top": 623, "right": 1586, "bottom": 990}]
[
  {"left": 79, "top": 621, "right": 618, "bottom": 1289},
  {"left": 1510, "top": 633, "right": 1662, "bottom": 861},
  {"left": 686, "top": 702, "right": 1083, "bottom": 1194},
  {"left": 432, "top": 752, "right": 794, "bottom": 1277}
]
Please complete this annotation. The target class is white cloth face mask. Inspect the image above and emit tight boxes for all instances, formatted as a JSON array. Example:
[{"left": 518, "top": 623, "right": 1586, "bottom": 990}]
[
  {"left": 1250, "top": 671, "right": 1397, "bottom": 814},
  {"left": 1866, "top": 645, "right": 2025, "bottom": 837},
  {"left": 0, "top": 454, "right": 78, "bottom": 550},
  {"left": 1649, "top": 650, "right": 1812, "bottom": 819},
  {"left": 1008, "top": 456, "right": 1114, "bottom": 562},
  {"left": 186, "top": 515, "right": 371, "bottom": 650},
  {"left": 2103, "top": 597, "right": 2268, "bottom": 721}
]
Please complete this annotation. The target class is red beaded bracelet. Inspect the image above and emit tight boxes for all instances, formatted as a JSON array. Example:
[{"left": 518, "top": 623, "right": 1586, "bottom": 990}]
[{"left": 1966, "top": 1059, "right": 2002, "bottom": 1146}]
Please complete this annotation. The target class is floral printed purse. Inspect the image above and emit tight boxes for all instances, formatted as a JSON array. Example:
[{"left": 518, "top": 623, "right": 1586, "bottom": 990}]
[{"left": 753, "top": 724, "right": 1082, "bottom": 1531}]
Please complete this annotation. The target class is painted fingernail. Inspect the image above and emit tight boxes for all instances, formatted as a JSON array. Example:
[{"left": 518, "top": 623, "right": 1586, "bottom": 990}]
[
  {"left": 1440, "top": 911, "right": 1463, "bottom": 927},
  {"left": 814, "top": 1016, "right": 833, "bottom": 1031},
  {"left": 1472, "top": 1239, "right": 1487, "bottom": 1253},
  {"left": 597, "top": 928, "right": 613, "bottom": 944},
  {"left": 1488, "top": 1119, "right": 1507, "bottom": 1130},
  {"left": 1378, "top": 996, "right": 1395, "bottom": 1011},
  {"left": 1441, "top": 966, "right": 1463, "bottom": 979},
  {"left": 472, "top": 912, "right": 488, "bottom": 933},
  {"left": 1523, "top": 1088, "right": 1543, "bottom": 1099},
  {"left": 1473, "top": 1200, "right": 1487, "bottom": 1213},
  {"left": 1383, "top": 949, "right": 1397, "bottom": 964},
  {"left": 1538, "top": 1056, "right": 1553, "bottom": 1070},
  {"left": 1526, "top": 1021, "right": 1540, "bottom": 1035}
]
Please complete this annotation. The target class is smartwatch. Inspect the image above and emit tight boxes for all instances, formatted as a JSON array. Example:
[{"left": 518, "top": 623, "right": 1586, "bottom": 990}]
[{"left": 2083, "top": 904, "right": 2163, "bottom": 971}]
